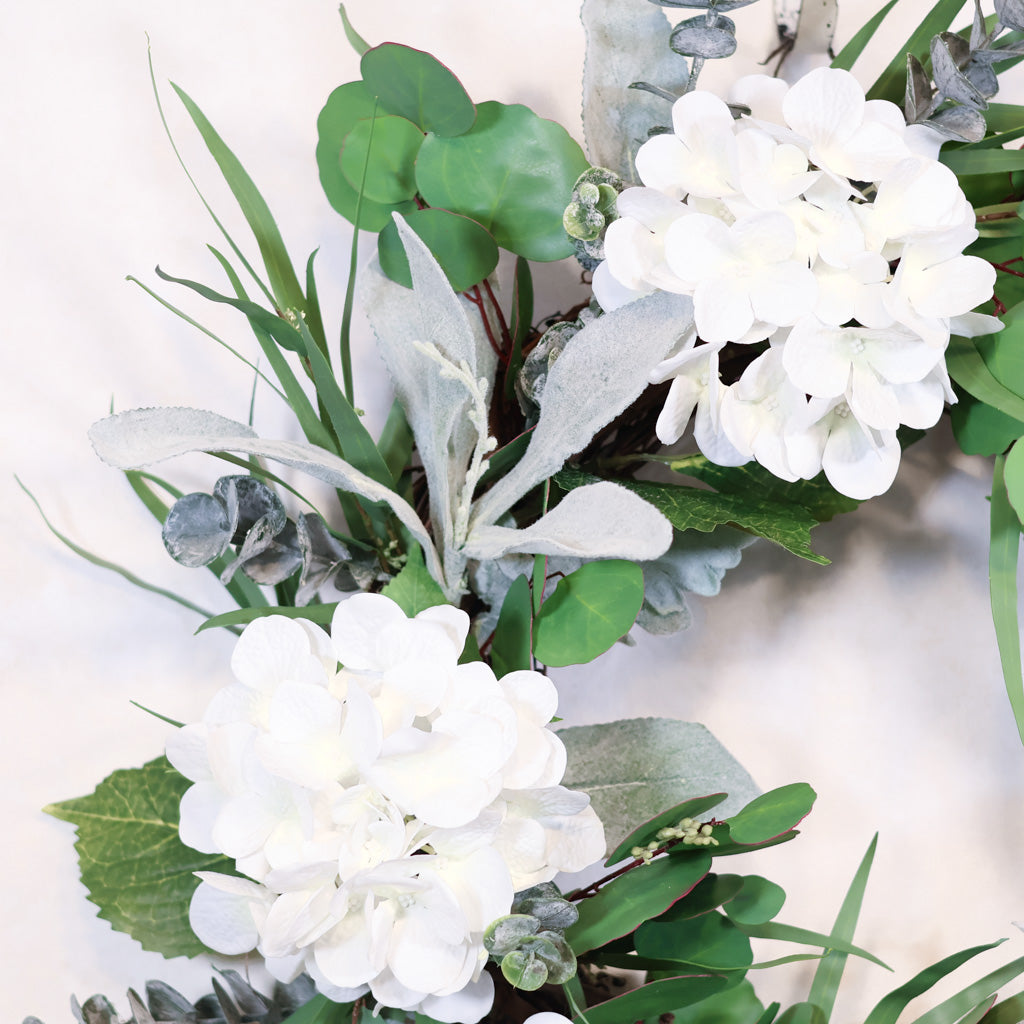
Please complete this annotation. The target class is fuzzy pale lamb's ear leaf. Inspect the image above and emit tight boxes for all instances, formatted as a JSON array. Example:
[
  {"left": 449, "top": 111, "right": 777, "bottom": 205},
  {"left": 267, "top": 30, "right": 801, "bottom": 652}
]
[
  {"left": 87, "top": 406, "right": 446, "bottom": 591},
  {"left": 470, "top": 291, "right": 694, "bottom": 531},
  {"left": 361, "top": 214, "right": 497, "bottom": 586},
  {"left": 463, "top": 481, "right": 672, "bottom": 561},
  {"left": 581, "top": 0, "right": 689, "bottom": 178}
]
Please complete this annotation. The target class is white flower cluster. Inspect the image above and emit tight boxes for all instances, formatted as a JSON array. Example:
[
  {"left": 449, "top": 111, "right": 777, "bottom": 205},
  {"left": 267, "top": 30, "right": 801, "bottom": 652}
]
[
  {"left": 593, "top": 67, "right": 1000, "bottom": 499},
  {"left": 166, "top": 593, "right": 604, "bottom": 1023}
]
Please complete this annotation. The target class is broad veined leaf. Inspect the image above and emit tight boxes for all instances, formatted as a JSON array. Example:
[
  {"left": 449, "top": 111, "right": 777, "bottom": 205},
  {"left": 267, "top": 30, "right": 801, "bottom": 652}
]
[
  {"left": 416, "top": 101, "right": 589, "bottom": 261},
  {"left": 532, "top": 559, "right": 644, "bottom": 666},
  {"left": 727, "top": 783, "right": 816, "bottom": 844},
  {"left": 316, "top": 81, "right": 417, "bottom": 231},
  {"left": 381, "top": 545, "right": 449, "bottom": 617},
  {"left": 360, "top": 43, "right": 476, "bottom": 137},
  {"left": 559, "top": 719, "right": 760, "bottom": 852},
  {"left": 571, "top": 975, "right": 730, "bottom": 1024},
  {"left": 567, "top": 851, "right": 713, "bottom": 954},
  {"left": 340, "top": 114, "right": 424, "bottom": 204},
  {"left": 45, "top": 757, "right": 234, "bottom": 958},
  {"left": 490, "top": 574, "right": 534, "bottom": 678},
  {"left": 377, "top": 207, "right": 499, "bottom": 293},
  {"left": 636, "top": 909, "right": 753, "bottom": 970}
]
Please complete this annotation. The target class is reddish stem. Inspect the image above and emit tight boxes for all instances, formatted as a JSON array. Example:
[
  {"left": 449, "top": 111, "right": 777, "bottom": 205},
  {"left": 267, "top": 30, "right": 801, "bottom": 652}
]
[{"left": 465, "top": 286, "right": 505, "bottom": 359}]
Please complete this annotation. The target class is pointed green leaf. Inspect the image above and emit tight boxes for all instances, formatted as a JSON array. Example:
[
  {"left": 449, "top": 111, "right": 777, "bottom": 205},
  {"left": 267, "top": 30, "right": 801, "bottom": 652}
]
[
  {"left": 950, "top": 391, "right": 1024, "bottom": 457},
  {"left": 734, "top": 920, "right": 889, "bottom": 969},
  {"left": 532, "top": 559, "right": 644, "bottom": 666},
  {"left": 338, "top": 3, "right": 370, "bottom": 56},
  {"left": 360, "top": 43, "right": 476, "bottom": 137},
  {"left": 490, "top": 574, "right": 534, "bottom": 678},
  {"left": 170, "top": 84, "right": 306, "bottom": 317},
  {"left": 316, "top": 81, "right": 417, "bottom": 231},
  {"left": 381, "top": 545, "right": 449, "bottom": 617},
  {"left": 504, "top": 255, "right": 534, "bottom": 400},
  {"left": 728, "top": 783, "right": 816, "bottom": 844},
  {"left": 196, "top": 604, "right": 338, "bottom": 634},
  {"left": 864, "top": 941, "right": 1009, "bottom": 1024},
  {"left": 777, "top": 1004, "right": 827, "bottom": 1024},
  {"left": 807, "top": 835, "right": 878, "bottom": 1019},
  {"left": 978, "top": 989, "right": 1024, "bottom": 1024},
  {"left": 378, "top": 207, "right": 499, "bottom": 293},
  {"left": 567, "top": 852, "right": 713, "bottom": 954},
  {"left": 947, "top": 336, "right": 1024, "bottom": 423},
  {"left": 45, "top": 757, "right": 234, "bottom": 958},
  {"left": 914, "top": 956, "right": 1024, "bottom": 1024},
  {"left": 416, "top": 101, "right": 589, "bottom": 261}
]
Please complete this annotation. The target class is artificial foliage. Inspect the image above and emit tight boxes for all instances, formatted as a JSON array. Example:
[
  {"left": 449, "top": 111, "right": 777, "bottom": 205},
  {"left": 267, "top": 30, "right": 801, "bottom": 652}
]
[{"left": 24, "top": 0, "right": 1024, "bottom": 1021}]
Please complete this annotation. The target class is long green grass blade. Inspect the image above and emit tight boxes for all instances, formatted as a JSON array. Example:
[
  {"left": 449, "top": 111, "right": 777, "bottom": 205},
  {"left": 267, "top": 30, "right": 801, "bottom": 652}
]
[
  {"left": 146, "top": 45, "right": 275, "bottom": 308},
  {"left": 960, "top": 999, "right": 1002, "bottom": 1024},
  {"left": 294, "top": 317, "right": 394, "bottom": 487},
  {"left": 303, "top": 248, "right": 329, "bottom": 357},
  {"left": 865, "top": 941, "right": 1009, "bottom": 1024},
  {"left": 756, "top": 1003, "right": 782, "bottom": 1024},
  {"left": 942, "top": 149, "right": 1024, "bottom": 176},
  {"left": 914, "top": 955, "right": 1024, "bottom": 1024},
  {"left": 125, "top": 276, "right": 285, "bottom": 401},
  {"left": 170, "top": 82, "right": 307, "bottom": 317},
  {"left": 989, "top": 455, "right": 1024, "bottom": 746},
  {"left": 338, "top": 3, "right": 371, "bottom": 55},
  {"left": 980, "top": 990, "right": 1024, "bottom": 1024},
  {"left": 735, "top": 921, "right": 889, "bottom": 969},
  {"left": 807, "top": 834, "right": 878, "bottom": 1020},
  {"left": 124, "top": 470, "right": 269, "bottom": 610},
  {"left": 867, "top": 0, "right": 965, "bottom": 103},
  {"left": 157, "top": 260, "right": 335, "bottom": 453},
  {"left": 830, "top": 0, "right": 900, "bottom": 72},
  {"left": 18, "top": 476, "right": 220, "bottom": 624},
  {"left": 197, "top": 603, "right": 338, "bottom": 634},
  {"left": 377, "top": 398, "right": 415, "bottom": 489}
]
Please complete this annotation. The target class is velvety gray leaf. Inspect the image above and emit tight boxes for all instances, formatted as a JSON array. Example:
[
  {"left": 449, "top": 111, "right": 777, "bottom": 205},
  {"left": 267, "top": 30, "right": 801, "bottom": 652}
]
[
  {"left": 213, "top": 475, "right": 285, "bottom": 545},
  {"left": 161, "top": 492, "right": 232, "bottom": 568},
  {"left": 581, "top": 0, "right": 689, "bottom": 177},
  {"left": 971, "top": 0, "right": 989, "bottom": 50},
  {"left": 905, "top": 54, "right": 935, "bottom": 123},
  {"left": 636, "top": 527, "right": 754, "bottom": 636},
  {"left": 670, "top": 15, "right": 738, "bottom": 59},
  {"left": 361, "top": 215, "right": 496, "bottom": 590},
  {"left": 77, "top": 996, "right": 119, "bottom": 1024},
  {"left": 126, "top": 992, "right": 155, "bottom": 1024},
  {"left": 144, "top": 981, "right": 196, "bottom": 1021},
  {"left": 559, "top": 718, "right": 761, "bottom": 852},
  {"left": 470, "top": 291, "right": 694, "bottom": 530},
  {"left": 931, "top": 33, "right": 988, "bottom": 110},
  {"left": 973, "top": 39, "right": 1024, "bottom": 63},
  {"left": 88, "top": 407, "right": 445, "bottom": 591},
  {"left": 927, "top": 105, "right": 987, "bottom": 142},
  {"left": 996, "top": 0, "right": 1024, "bottom": 31},
  {"left": 465, "top": 481, "right": 672, "bottom": 562},
  {"left": 940, "top": 29, "right": 971, "bottom": 65}
]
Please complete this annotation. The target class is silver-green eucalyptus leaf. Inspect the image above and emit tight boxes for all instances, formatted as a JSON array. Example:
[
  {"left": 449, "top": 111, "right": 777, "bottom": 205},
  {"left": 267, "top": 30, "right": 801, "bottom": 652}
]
[
  {"left": 463, "top": 480, "right": 672, "bottom": 562},
  {"left": 558, "top": 718, "right": 761, "bottom": 853},
  {"left": 931, "top": 33, "right": 989, "bottom": 111},
  {"left": 996, "top": 0, "right": 1024, "bottom": 32},
  {"left": 87, "top": 407, "right": 446, "bottom": 590},
  {"left": 470, "top": 291, "right": 695, "bottom": 530},
  {"left": 670, "top": 15, "right": 738, "bottom": 60},
  {"left": 161, "top": 492, "right": 233, "bottom": 567},
  {"left": 928, "top": 105, "right": 987, "bottom": 142},
  {"left": 905, "top": 55, "right": 935, "bottom": 123},
  {"left": 581, "top": 0, "right": 689, "bottom": 177}
]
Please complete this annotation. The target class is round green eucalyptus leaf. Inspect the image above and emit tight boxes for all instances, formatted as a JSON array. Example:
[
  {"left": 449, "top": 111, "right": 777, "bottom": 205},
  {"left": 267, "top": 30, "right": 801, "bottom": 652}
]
[
  {"left": 378, "top": 208, "right": 499, "bottom": 293},
  {"left": 532, "top": 559, "right": 645, "bottom": 666},
  {"left": 340, "top": 115, "right": 424, "bottom": 204},
  {"left": 723, "top": 875, "right": 786, "bottom": 926},
  {"left": 316, "top": 81, "right": 416, "bottom": 231},
  {"left": 727, "top": 782, "right": 816, "bottom": 845},
  {"left": 360, "top": 43, "right": 476, "bottom": 137},
  {"left": 500, "top": 949, "right": 548, "bottom": 991},
  {"left": 636, "top": 910, "right": 753, "bottom": 969},
  {"left": 415, "top": 101, "right": 589, "bottom": 262},
  {"left": 670, "top": 15, "right": 738, "bottom": 59}
]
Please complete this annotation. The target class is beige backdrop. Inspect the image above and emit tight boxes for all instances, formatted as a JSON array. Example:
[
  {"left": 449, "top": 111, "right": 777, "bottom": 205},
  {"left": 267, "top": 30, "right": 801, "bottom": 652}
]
[{"left": 4, "top": 2, "right": 1023, "bottom": 1023}]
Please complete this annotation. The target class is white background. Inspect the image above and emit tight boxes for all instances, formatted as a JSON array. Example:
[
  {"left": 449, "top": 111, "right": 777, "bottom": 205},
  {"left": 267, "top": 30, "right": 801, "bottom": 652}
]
[{"left": 3, "top": 2, "right": 1024, "bottom": 1023}]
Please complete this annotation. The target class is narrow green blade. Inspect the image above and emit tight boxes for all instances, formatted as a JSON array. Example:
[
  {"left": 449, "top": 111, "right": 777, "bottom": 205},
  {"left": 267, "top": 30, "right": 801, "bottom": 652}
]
[
  {"left": 830, "top": 0, "right": 900, "bottom": 72},
  {"left": 989, "top": 455, "right": 1024, "bottom": 746},
  {"left": 914, "top": 956, "right": 1024, "bottom": 1024},
  {"left": 807, "top": 834, "right": 878, "bottom": 1020}
]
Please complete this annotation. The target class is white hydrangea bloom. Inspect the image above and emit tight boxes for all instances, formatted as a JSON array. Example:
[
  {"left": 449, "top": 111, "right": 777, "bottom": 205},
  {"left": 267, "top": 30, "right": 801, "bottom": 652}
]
[
  {"left": 168, "top": 594, "right": 605, "bottom": 1023},
  {"left": 595, "top": 66, "right": 1000, "bottom": 498}
]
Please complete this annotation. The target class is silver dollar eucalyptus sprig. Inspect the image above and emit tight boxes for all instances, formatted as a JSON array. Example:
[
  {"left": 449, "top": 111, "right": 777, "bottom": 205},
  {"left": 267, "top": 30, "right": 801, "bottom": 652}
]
[{"left": 907, "top": 0, "right": 1024, "bottom": 142}]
